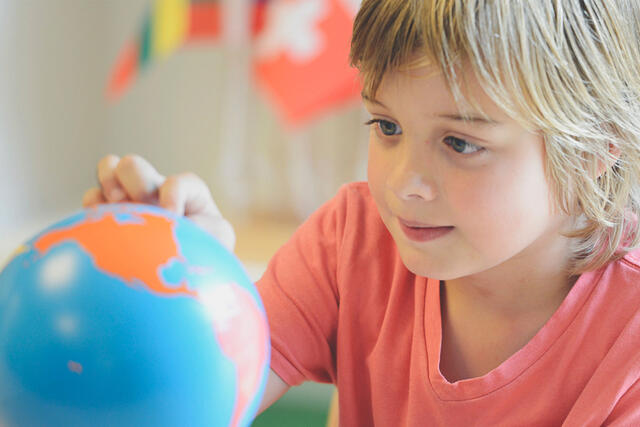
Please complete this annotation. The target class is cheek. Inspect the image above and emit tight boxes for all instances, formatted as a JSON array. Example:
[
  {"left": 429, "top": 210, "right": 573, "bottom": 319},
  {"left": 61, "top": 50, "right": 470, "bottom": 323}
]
[
  {"left": 366, "top": 141, "right": 379, "bottom": 186},
  {"left": 367, "top": 138, "right": 388, "bottom": 203},
  {"left": 367, "top": 143, "right": 388, "bottom": 228},
  {"left": 447, "top": 160, "right": 553, "bottom": 245}
]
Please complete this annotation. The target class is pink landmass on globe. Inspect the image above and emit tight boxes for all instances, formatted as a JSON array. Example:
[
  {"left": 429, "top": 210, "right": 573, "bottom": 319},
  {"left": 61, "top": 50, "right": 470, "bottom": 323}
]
[{"left": 205, "top": 284, "right": 269, "bottom": 427}]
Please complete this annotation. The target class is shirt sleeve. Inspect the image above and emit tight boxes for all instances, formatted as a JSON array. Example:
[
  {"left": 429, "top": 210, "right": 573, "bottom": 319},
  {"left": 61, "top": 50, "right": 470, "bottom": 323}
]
[{"left": 255, "top": 185, "right": 350, "bottom": 386}]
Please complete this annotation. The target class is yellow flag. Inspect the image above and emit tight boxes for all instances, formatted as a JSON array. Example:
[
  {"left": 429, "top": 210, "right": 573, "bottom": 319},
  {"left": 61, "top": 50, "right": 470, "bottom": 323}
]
[{"left": 152, "top": 0, "right": 190, "bottom": 58}]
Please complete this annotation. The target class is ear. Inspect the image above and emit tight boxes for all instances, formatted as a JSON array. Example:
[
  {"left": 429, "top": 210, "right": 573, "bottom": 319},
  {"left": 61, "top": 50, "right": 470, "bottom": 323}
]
[{"left": 597, "top": 142, "right": 622, "bottom": 177}]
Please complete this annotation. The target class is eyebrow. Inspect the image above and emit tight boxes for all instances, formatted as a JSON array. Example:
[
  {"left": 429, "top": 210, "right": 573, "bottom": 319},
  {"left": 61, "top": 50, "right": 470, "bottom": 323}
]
[
  {"left": 437, "top": 114, "right": 501, "bottom": 126},
  {"left": 361, "top": 93, "right": 386, "bottom": 108},
  {"left": 362, "top": 93, "right": 501, "bottom": 126}
]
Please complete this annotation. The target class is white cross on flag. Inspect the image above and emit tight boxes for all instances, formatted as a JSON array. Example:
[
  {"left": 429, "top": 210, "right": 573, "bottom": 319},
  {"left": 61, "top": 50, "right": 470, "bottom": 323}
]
[{"left": 253, "top": 0, "right": 361, "bottom": 126}]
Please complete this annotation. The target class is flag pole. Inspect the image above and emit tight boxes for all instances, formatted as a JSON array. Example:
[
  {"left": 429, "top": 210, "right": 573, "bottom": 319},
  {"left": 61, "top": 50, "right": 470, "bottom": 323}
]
[
  {"left": 286, "top": 128, "right": 319, "bottom": 220},
  {"left": 217, "top": 0, "right": 252, "bottom": 219}
]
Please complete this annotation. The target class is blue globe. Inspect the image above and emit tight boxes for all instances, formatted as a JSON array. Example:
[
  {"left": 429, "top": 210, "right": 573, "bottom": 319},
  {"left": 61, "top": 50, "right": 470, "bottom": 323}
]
[{"left": 0, "top": 203, "right": 270, "bottom": 426}]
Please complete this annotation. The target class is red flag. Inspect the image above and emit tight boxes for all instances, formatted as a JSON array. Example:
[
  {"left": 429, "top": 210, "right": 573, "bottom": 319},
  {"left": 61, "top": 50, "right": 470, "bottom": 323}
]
[{"left": 252, "top": 0, "right": 361, "bottom": 127}]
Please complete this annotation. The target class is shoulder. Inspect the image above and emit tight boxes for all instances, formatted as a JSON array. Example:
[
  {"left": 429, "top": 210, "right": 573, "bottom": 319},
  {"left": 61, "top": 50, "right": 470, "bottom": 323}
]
[
  {"left": 319, "top": 181, "right": 386, "bottom": 240},
  {"left": 285, "top": 182, "right": 390, "bottom": 259},
  {"left": 332, "top": 181, "right": 377, "bottom": 213},
  {"left": 589, "top": 249, "right": 640, "bottom": 306},
  {"left": 608, "top": 248, "right": 640, "bottom": 292},
  {"left": 571, "top": 249, "right": 640, "bottom": 420},
  {"left": 330, "top": 182, "right": 392, "bottom": 249},
  {"left": 594, "top": 249, "right": 640, "bottom": 345},
  {"left": 330, "top": 183, "right": 404, "bottom": 292},
  {"left": 622, "top": 248, "right": 640, "bottom": 270}
]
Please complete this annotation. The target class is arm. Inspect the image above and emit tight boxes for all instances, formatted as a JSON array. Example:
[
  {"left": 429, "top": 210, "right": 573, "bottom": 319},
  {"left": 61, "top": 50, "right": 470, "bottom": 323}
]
[
  {"left": 253, "top": 186, "right": 349, "bottom": 413},
  {"left": 326, "top": 390, "right": 339, "bottom": 427},
  {"left": 257, "top": 369, "right": 291, "bottom": 414}
]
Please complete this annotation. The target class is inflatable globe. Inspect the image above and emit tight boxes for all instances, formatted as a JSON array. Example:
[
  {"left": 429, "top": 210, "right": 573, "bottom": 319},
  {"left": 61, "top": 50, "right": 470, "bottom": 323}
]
[{"left": 0, "top": 203, "right": 270, "bottom": 426}]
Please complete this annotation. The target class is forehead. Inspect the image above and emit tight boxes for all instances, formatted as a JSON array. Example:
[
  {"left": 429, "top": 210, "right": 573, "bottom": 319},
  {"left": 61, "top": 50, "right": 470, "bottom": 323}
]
[{"left": 367, "top": 64, "right": 511, "bottom": 125}]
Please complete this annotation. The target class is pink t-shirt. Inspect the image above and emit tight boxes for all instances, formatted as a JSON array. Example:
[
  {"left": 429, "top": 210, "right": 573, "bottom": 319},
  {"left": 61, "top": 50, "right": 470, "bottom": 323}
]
[{"left": 256, "top": 182, "right": 640, "bottom": 426}]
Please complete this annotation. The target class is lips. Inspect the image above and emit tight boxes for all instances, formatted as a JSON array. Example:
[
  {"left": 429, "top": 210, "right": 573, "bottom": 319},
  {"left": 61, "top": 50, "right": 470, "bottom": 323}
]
[
  {"left": 398, "top": 218, "right": 442, "bottom": 228},
  {"left": 397, "top": 218, "right": 454, "bottom": 242}
]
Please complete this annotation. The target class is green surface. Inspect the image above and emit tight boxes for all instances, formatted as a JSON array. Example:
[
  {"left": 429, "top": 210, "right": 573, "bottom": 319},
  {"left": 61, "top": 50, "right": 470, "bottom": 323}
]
[
  {"left": 252, "top": 402, "right": 329, "bottom": 427},
  {"left": 251, "top": 382, "right": 334, "bottom": 427}
]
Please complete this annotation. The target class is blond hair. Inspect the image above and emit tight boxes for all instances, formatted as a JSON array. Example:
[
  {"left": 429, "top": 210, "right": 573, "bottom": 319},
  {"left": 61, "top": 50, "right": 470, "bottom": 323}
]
[{"left": 350, "top": 0, "right": 640, "bottom": 275}]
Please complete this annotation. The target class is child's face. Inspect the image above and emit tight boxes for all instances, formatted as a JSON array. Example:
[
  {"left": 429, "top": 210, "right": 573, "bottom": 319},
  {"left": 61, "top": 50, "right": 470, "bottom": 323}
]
[{"left": 364, "top": 65, "right": 571, "bottom": 280}]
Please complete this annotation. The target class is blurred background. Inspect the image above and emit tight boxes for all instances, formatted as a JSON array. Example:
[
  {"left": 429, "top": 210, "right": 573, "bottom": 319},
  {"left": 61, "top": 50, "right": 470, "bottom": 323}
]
[{"left": 1, "top": 0, "right": 368, "bottom": 424}]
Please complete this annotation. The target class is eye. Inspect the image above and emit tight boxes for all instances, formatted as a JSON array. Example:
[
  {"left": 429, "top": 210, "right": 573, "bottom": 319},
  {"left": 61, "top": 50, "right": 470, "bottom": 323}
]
[
  {"left": 365, "top": 119, "right": 402, "bottom": 136},
  {"left": 443, "top": 136, "right": 483, "bottom": 154}
]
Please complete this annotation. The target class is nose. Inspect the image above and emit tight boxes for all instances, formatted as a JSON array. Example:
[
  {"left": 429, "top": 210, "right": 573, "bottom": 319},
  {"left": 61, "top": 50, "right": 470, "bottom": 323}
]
[
  {"left": 393, "top": 171, "right": 437, "bottom": 201},
  {"left": 388, "top": 139, "right": 437, "bottom": 202}
]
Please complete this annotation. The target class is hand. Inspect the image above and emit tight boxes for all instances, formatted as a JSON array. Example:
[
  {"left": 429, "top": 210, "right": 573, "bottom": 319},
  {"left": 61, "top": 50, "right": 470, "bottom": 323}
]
[{"left": 82, "top": 154, "right": 235, "bottom": 251}]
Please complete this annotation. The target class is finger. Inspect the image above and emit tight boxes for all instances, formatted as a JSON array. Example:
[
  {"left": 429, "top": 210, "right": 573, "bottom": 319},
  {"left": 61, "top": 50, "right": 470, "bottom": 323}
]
[
  {"left": 158, "top": 173, "right": 236, "bottom": 251},
  {"left": 159, "top": 174, "right": 235, "bottom": 250},
  {"left": 192, "top": 214, "right": 236, "bottom": 251},
  {"left": 114, "top": 154, "right": 165, "bottom": 203},
  {"left": 82, "top": 187, "right": 107, "bottom": 208},
  {"left": 97, "top": 154, "right": 127, "bottom": 203},
  {"left": 97, "top": 157, "right": 231, "bottom": 246},
  {"left": 158, "top": 172, "right": 219, "bottom": 217}
]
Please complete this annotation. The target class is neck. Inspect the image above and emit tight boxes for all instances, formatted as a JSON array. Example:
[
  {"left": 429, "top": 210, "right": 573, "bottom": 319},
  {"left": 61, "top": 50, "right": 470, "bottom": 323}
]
[{"left": 443, "top": 230, "right": 578, "bottom": 320}]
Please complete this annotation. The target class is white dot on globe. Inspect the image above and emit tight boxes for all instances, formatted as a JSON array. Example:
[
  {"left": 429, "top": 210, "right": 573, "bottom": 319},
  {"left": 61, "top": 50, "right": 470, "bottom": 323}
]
[
  {"left": 55, "top": 313, "right": 78, "bottom": 337},
  {"left": 199, "top": 283, "right": 241, "bottom": 332},
  {"left": 40, "top": 250, "right": 77, "bottom": 292}
]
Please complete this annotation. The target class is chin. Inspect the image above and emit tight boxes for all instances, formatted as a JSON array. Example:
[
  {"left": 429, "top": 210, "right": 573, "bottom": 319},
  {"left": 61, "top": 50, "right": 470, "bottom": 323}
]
[
  {"left": 398, "top": 246, "right": 476, "bottom": 281},
  {"left": 400, "top": 251, "right": 447, "bottom": 280}
]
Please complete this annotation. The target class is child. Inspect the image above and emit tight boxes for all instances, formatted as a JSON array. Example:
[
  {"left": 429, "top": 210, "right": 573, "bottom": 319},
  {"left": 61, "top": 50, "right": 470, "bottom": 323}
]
[{"left": 84, "top": 0, "right": 640, "bottom": 424}]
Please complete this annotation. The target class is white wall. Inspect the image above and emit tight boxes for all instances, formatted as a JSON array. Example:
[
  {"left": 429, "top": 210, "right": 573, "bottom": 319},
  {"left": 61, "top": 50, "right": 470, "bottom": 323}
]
[
  {"left": 103, "top": 0, "right": 368, "bottom": 220},
  {"left": 0, "top": 0, "right": 367, "bottom": 255},
  {"left": 0, "top": 0, "right": 111, "bottom": 254}
]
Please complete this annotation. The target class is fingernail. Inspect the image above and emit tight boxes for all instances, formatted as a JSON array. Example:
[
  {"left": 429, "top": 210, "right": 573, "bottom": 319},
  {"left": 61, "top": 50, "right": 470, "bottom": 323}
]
[{"left": 109, "top": 187, "right": 125, "bottom": 202}]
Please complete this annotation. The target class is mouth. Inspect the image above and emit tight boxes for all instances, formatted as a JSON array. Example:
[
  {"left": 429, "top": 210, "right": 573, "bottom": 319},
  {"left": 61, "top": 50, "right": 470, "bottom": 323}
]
[{"left": 397, "top": 218, "right": 454, "bottom": 242}]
